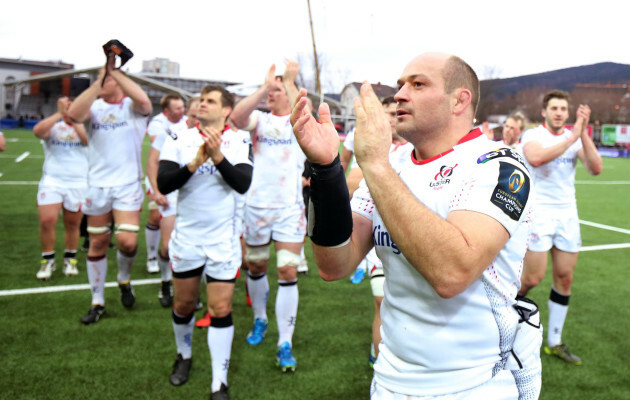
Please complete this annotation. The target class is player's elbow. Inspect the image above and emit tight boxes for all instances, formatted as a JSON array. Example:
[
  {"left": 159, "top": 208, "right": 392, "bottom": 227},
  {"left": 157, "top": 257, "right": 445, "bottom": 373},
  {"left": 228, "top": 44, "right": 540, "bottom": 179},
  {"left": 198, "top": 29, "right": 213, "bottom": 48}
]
[{"left": 590, "top": 162, "right": 603, "bottom": 176}]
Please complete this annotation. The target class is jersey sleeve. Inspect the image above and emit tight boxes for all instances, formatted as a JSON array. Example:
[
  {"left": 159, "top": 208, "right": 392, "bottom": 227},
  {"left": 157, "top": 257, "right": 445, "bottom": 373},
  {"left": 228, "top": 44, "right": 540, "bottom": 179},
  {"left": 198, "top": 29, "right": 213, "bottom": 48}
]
[
  {"left": 350, "top": 178, "right": 376, "bottom": 221},
  {"left": 225, "top": 131, "right": 254, "bottom": 167},
  {"left": 147, "top": 117, "right": 165, "bottom": 138},
  {"left": 344, "top": 129, "right": 355, "bottom": 152},
  {"left": 449, "top": 157, "right": 532, "bottom": 236},
  {"left": 159, "top": 135, "right": 180, "bottom": 165},
  {"left": 151, "top": 132, "right": 166, "bottom": 151}
]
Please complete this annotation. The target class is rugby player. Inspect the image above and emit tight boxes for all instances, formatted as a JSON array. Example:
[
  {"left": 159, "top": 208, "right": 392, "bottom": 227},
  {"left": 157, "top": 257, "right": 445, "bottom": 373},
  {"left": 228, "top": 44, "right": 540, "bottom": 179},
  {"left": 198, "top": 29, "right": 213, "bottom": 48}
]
[
  {"left": 157, "top": 85, "right": 252, "bottom": 400},
  {"left": 68, "top": 55, "right": 152, "bottom": 325},
  {"left": 519, "top": 90, "right": 602, "bottom": 365},
  {"left": 33, "top": 96, "right": 88, "bottom": 280},
  {"left": 230, "top": 60, "right": 306, "bottom": 372},
  {"left": 291, "top": 52, "right": 542, "bottom": 399},
  {"left": 144, "top": 94, "right": 187, "bottom": 275}
]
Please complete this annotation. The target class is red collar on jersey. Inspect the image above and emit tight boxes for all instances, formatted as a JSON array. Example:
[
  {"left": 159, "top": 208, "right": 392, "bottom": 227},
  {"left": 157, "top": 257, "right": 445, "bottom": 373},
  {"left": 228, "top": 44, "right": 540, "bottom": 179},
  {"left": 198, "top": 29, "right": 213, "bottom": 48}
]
[{"left": 411, "top": 128, "right": 483, "bottom": 165}]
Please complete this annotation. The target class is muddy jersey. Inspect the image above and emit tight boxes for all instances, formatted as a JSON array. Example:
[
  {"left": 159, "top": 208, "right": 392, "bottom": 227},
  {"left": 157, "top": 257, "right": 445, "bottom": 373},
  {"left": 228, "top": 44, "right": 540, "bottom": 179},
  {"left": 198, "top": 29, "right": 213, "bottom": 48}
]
[
  {"left": 88, "top": 97, "right": 148, "bottom": 187},
  {"left": 351, "top": 129, "right": 533, "bottom": 396},
  {"left": 521, "top": 124, "right": 582, "bottom": 210},
  {"left": 246, "top": 110, "right": 305, "bottom": 208},
  {"left": 40, "top": 120, "right": 88, "bottom": 188},
  {"left": 160, "top": 126, "right": 253, "bottom": 246}
]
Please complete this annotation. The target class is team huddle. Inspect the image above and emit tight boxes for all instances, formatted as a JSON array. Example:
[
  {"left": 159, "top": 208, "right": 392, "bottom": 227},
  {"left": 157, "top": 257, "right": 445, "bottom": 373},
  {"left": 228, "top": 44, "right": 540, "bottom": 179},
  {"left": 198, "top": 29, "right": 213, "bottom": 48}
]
[{"left": 32, "top": 52, "right": 601, "bottom": 400}]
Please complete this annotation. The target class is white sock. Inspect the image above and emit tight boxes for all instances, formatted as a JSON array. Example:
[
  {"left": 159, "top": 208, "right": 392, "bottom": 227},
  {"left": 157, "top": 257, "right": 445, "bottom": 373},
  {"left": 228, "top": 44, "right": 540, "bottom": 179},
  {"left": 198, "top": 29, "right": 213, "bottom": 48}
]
[
  {"left": 87, "top": 256, "right": 107, "bottom": 305},
  {"left": 247, "top": 272, "right": 269, "bottom": 321},
  {"left": 547, "top": 287, "right": 570, "bottom": 347},
  {"left": 158, "top": 253, "right": 172, "bottom": 282},
  {"left": 276, "top": 280, "right": 298, "bottom": 346},
  {"left": 208, "top": 314, "right": 234, "bottom": 392},
  {"left": 116, "top": 249, "right": 135, "bottom": 283},
  {"left": 145, "top": 223, "right": 160, "bottom": 260},
  {"left": 172, "top": 311, "right": 195, "bottom": 359}
]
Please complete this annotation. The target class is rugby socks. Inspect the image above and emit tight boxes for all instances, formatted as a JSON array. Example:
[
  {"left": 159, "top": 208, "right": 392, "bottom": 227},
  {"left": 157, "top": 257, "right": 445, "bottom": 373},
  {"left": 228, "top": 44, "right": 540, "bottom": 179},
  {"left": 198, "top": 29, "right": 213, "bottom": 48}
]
[
  {"left": 158, "top": 253, "right": 172, "bottom": 282},
  {"left": 42, "top": 251, "right": 55, "bottom": 261},
  {"left": 276, "top": 279, "right": 298, "bottom": 346},
  {"left": 208, "top": 313, "right": 234, "bottom": 392},
  {"left": 116, "top": 249, "right": 136, "bottom": 283},
  {"left": 172, "top": 310, "right": 195, "bottom": 359},
  {"left": 145, "top": 223, "right": 160, "bottom": 261},
  {"left": 247, "top": 272, "right": 269, "bottom": 321},
  {"left": 87, "top": 255, "right": 107, "bottom": 305},
  {"left": 64, "top": 249, "right": 77, "bottom": 263},
  {"left": 547, "top": 286, "right": 570, "bottom": 347}
]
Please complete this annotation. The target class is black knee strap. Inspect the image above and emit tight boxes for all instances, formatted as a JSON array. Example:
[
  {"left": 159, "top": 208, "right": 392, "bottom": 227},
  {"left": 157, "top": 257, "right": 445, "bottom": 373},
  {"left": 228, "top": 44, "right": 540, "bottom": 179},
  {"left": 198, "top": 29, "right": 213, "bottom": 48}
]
[{"left": 210, "top": 313, "right": 233, "bottom": 328}]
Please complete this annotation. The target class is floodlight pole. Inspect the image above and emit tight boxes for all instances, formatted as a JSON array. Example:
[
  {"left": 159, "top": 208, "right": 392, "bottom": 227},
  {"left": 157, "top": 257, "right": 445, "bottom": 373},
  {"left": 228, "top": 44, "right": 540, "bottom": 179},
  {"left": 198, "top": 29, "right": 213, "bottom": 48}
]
[{"left": 307, "top": 0, "right": 321, "bottom": 96}]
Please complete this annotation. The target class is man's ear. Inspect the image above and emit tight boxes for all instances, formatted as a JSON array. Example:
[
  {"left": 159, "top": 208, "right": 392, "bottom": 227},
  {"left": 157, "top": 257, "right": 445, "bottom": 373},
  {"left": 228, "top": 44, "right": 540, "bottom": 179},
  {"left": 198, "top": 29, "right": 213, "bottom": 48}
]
[{"left": 452, "top": 88, "right": 472, "bottom": 116}]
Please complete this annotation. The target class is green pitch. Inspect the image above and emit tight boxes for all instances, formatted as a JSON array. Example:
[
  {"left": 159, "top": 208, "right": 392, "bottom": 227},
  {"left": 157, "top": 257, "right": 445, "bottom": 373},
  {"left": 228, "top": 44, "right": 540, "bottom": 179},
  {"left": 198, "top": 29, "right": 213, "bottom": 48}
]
[{"left": 0, "top": 128, "right": 629, "bottom": 399}]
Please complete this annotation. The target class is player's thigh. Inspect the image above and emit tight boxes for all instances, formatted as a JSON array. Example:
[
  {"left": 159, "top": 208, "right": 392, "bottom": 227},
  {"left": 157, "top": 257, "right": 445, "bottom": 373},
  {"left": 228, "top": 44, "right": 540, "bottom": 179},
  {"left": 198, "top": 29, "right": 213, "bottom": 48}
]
[
  {"left": 550, "top": 247, "right": 578, "bottom": 278},
  {"left": 522, "top": 250, "right": 548, "bottom": 278},
  {"left": 38, "top": 203, "right": 62, "bottom": 226},
  {"left": 160, "top": 215, "right": 176, "bottom": 251},
  {"left": 62, "top": 207, "right": 83, "bottom": 228}
]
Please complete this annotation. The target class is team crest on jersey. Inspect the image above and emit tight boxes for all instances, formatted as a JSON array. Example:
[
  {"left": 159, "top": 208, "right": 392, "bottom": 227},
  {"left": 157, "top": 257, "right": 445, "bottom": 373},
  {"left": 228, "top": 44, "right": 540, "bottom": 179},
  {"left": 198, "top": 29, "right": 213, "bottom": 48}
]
[
  {"left": 430, "top": 164, "right": 458, "bottom": 189},
  {"left": 491, "top": 161, "right": 530, "bottom": 221},
  {"left": 477, "top": 148, "right": 525, "bottom": 166},
  {"left": 101, "top": 114, "right": 117, "bottom": 124}
]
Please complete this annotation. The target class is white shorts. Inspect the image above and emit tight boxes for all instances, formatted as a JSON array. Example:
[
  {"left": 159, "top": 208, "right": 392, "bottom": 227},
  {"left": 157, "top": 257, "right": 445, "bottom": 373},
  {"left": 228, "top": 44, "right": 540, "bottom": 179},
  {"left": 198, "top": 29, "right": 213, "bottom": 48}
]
[
  {"left": 83, "top": 181, "right": 145, "bottom": 216},
  {"left": 169, "top": 234, "right": 241, "bottom": 280},
  {"left": 366, "top": 248, "right": 385, "bottom": 297},
  {"left": 37, "top": 184, "right": 86, "bottom": 212},
  {"left": 159, "top": 191, "right": 178, "bottom": 218},
  {"left": 244, "top": 203, "right": 306, "bottom": 246},
  {"left": 528, "top": 208, "right": 581, "bottom": 253},
  {"left": 370, "top": 369, "right": 519, "bottom": 400}
]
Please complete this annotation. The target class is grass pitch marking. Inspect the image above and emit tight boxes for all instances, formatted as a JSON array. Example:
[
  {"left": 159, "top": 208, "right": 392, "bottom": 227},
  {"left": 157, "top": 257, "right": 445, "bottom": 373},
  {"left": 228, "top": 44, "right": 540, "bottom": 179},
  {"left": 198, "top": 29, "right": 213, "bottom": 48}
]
[
  {"left": 15, "top": 152, "right": 30, "bottom": 162},
  {"left": 0, "top": 278, "right": 161, "bottom": 297},
  {"left": 0, "top": 181, "right": 39, "bottom": 185},
  {"left": 575, "top": 181, "right": 630, "bottom": 185},
  {"left": 580, "top": 243, "right": 630, "bottom": 252},
  {"left": 580, "top": 220, "right": 630, "bottom": 235}
]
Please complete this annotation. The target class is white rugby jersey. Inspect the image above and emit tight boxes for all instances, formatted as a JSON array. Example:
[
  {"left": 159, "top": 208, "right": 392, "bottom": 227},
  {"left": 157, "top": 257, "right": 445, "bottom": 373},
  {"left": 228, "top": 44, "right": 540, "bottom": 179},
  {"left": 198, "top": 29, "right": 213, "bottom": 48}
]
[
  {"left": 160, "top": 125, "right": 253, "bottom": 246},
  {"left": 40, "top": 120, "right": 88, "bottom": 188},
  {"left": 351, "top": 129, "right": 533, "bottom": 396},
  {"left": 147, "top": 112, "right": 188, "bottom": 142},
  {"left": 521, "top": 124, "right": 582, "bottom": 209},
  {"left": 246, "top": 110, "right": 305, "bottom": 208},
  {"left": 344, "top": 129, "right": 359, "bottom": 169},
  {"left": 88, "top": 97, "right": 148, "bottom": 187}
]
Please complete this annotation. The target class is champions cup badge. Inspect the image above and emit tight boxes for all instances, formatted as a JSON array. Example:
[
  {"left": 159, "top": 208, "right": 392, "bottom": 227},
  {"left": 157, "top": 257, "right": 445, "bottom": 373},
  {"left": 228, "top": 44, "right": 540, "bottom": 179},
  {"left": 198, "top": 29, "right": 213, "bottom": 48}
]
[{"left": 509, "top": 170, "right": 525, "bottom": 193}]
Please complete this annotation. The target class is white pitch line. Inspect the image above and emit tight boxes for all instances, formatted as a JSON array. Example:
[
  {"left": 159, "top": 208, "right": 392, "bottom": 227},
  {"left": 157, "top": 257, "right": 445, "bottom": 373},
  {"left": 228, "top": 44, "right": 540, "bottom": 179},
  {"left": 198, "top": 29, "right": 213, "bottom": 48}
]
[
  {"left": 0, "top": 278, "right": 161, "bottom": 297},
  {"left": 5, "top": 138, "right": 19, "bottom": 142},
  {"left": 575, "top": 181, "right": 630, "bottom": 185},
  {"left": 580, "top": 220, "right": 630, "bottom": 235},
  {"left": 0, "top": 181, "right": 39, "bottom": 185},
  {"left": 14, "top": 151, "right": 30, "bottom": 162},
  {"left": 580, "top": 243, "right": 630, "bottom": 252}
]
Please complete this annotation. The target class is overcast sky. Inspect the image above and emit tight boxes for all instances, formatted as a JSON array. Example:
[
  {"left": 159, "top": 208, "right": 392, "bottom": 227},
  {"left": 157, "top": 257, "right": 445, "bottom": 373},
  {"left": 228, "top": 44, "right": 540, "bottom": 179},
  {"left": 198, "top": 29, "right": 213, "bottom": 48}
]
[{"left": 1, "top": 0, "right": 628, "bottom": 91}]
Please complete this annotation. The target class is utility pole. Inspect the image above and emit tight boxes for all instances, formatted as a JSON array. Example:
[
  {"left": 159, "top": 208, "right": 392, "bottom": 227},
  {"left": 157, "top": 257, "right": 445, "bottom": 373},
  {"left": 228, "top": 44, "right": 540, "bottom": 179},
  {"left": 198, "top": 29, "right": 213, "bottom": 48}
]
[{"left": 306, "top": 0, "right": 321, "bottom": 96}]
